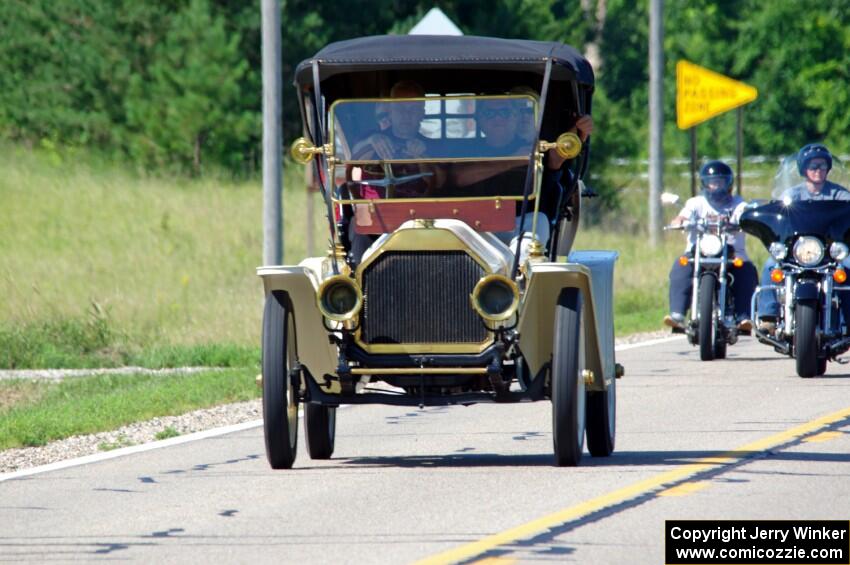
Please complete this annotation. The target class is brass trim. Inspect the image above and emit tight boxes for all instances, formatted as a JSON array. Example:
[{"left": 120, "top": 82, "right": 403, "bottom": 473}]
[
  {"left": 335, "top": 194, "right": 536, "bottom": 205},
  {"left": 316, "top": 275, "right": 363, "bottom": 322},
  {"left": 470, "top": 274, "right": 520, "bottom": 322},
  {"left": 339, "top": 155, "right": 530, "bottom": 165},
  {"left": 327, "top": 93, "right": 538, "bottom": 155},
  {"left": 538, "top": 132, "right": 582, "bottom": 159},
  {"left": 290, "top": 136, "right": 328, "bottom": 164},
  {"left": 350, "top": 367, "right": 488, "bottom": 375},
  {"left": 358, "top": 342, "right": 492, "bottom": 355}
]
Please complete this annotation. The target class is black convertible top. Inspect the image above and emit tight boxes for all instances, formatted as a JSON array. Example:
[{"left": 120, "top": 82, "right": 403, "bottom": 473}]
[{"left": 294, "top": 35, "right": 594, "bottom": 87}]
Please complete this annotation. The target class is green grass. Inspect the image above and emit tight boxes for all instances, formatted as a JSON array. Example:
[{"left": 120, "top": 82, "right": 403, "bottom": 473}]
[
  {"left": 0, "top": 368, "right": 259, "bottom": 449},
  {"left": 0, "top": 142, "right": 325, "bottom": 367}
]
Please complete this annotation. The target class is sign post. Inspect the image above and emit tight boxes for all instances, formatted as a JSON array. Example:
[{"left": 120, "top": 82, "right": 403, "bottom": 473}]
[{"left": 676, "top": 60, "right": 757, "bottom": 196}]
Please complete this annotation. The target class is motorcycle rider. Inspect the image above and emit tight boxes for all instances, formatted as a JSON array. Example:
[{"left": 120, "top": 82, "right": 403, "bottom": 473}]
[
  {"left": 758, "top": 144, "right": 850, "bottom": 332},
  {"left": 663, "top": 160, "right": 758, "bottom": 331}
]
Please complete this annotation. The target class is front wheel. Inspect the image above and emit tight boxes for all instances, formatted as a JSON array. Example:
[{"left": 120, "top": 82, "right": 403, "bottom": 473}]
[
  {"left": 552, "top": 288, "right": 586, "bottom": 467},
  {"left": 698, "top": 274, "right": 717, "bottom": 361},
  {"left": 794, "top": 299, "right": 819, "bottom": 378},
  {"left": 262, "top": 291, "right": 299, "bottom": 469}
]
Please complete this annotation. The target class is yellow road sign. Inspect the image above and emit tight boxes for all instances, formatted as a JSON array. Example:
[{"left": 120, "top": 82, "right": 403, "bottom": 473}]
[{"left": 676, "top": 60, "right": 758, "bottom": 129}]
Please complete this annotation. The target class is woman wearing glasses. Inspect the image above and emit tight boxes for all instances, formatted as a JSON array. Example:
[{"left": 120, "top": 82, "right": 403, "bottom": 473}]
[{"left": 783, "top": 144, "right": 850, "bottom": 201}]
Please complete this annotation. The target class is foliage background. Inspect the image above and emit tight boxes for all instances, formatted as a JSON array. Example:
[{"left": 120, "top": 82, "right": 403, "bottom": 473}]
[
  {"left": 0, "top": 0, "right": 848, "bottom": 363},
  {"left": 1, "top": 0, "right": 849, "bottom": 176}
]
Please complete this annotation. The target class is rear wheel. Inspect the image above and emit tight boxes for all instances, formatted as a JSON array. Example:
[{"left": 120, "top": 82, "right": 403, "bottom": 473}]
[
  {"left": 817, "top": 356, "right": 828, "bottom": 376},
  {"left": 262, "top": 291, "right": 299, "bottom": 469},
  {"left": 305, "top": 404, "right": 336, "bottom": 459},
  {"left": 585, "top": 375, "right": 615, "bottom": 457},
  {"left": 698, "top": 274, "right": 717, "bottom": 361},
  {"left": 795, "top": 299, "right": 819, "bottom": 378},
  {"left": 552, "top": 288, "right": 586, "bottom": 467}
]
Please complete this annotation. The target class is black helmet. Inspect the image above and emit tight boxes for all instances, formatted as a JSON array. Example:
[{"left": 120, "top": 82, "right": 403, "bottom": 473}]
[
  {"left": 796, "top": 143, "right": 833, "bottom": 176},
  {"left": 699, "top": 160, "right": 734, "bottom": 205}
]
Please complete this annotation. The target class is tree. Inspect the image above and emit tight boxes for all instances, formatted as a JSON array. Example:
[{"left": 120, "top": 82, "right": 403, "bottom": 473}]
[{"left": 125, "top": 0, "right": 256, "bottom": 174}]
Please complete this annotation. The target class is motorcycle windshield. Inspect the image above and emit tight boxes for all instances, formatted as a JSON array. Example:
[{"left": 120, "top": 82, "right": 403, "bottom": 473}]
[{"left": 739, "top": 200, "right": 850, "bottom": 250}]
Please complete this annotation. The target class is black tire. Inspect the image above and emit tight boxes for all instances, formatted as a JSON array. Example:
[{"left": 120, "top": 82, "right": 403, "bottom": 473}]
[
  {"left": 305, "top": 404, "right": 336, "bottom": 459},
  {"left": 714, "top": 335, "right": 727, "bottom": 360},
  {"left": 794, "top": 299, "right": 819, "bottom": 378},
  {"left": 262, "top": 291, "right": 299, "bottom": 469},
  {"left": 817, "top": 356, "right": 828, "bottom": 376},
  {"left": 552, "top": 288, "right": 586, "bottom": 467},
  {"left": 698, "top": 274, "right": 717, "bottom": 361},
  {"left": 585, "top": 375, "right": 615, "bottom": 457}
]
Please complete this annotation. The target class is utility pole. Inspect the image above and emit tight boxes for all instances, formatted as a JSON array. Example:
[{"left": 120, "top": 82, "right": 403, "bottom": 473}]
[
  {"left": 261, "top": 0, "right": 283, "bottom": 265},
  {"left": 648, "top": 0, "right": 664, "bottom": 247}
]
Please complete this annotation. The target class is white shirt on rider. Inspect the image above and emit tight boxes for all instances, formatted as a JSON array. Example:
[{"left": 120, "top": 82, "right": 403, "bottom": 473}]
[{"left": 677, "top": 194, "right": 749, "bottom": 261}]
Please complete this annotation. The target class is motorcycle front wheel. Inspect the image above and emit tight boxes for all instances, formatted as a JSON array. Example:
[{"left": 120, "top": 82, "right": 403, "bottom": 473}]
[
  {"left": 698, "top": 274, "right": 717, "bottom": 361},
  {"left": 794, "top": 299, "right": 819, "bottom": 378}
]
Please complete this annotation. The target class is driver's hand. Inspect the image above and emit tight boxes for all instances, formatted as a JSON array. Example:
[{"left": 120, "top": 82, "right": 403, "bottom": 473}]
[
  {"left": 367, "top": 134, "right": 395, "bottom": 160},
  {"left": 403, "top": 139, "right": 426, "bottom": 158},
  {"left": 574, "top": 115, "right": 594, "bottom": 142}
]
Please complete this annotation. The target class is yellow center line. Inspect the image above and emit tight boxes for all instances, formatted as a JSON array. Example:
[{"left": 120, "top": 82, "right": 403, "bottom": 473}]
[
  {"left": 803, "top": 430, "right": 843, "bottom": 443},
  {"left": 413, "top": 405, "right": 850, "bottom": 565},
  {"left": 658, "top": 480, "right": 710, "bottom": 497}
]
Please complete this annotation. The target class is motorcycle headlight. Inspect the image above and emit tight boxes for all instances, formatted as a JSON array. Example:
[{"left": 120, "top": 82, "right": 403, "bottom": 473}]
[
  {"left": 769, "top": 242, "right": 788, "bottom": 260},
  {"left": 793, "top": 237, "right": 825, "bottom": 267},
  {"left": 829, "top": 242, "right": 849, "bottom": 262},
  {"left": 698, "top": 234, "right": 723, "bottom": 257}
]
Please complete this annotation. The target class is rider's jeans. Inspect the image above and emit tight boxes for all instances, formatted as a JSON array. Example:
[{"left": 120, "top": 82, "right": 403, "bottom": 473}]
[{"left": 668, "top": 255, "right": 758, "bottom": 319}]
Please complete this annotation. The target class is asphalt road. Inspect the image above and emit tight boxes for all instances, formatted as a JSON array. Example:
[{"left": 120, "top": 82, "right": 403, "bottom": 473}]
[{"left": 2, "top": 335, "right": 849, "bottom": 564}]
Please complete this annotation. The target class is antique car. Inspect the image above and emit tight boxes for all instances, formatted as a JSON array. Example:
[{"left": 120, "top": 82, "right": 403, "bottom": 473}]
[{"left": 258, "top": 35, "right": 620, "bottom": 468}]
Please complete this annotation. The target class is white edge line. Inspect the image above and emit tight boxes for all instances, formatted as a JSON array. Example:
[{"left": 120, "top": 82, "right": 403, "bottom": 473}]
[
  {"left": 1, "top": 335, "right": 681, "bottom": 482},
  {"left": 0, "top": 419, "right": 262, "bottom": 483},
  {"left": 615, "top": 334, "right": 684, "bottom": 352}
]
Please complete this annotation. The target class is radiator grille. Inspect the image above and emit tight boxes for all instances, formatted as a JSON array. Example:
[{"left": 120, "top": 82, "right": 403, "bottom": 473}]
[{"left": 360, "top": 251, "right": 488, "bottom": 344}]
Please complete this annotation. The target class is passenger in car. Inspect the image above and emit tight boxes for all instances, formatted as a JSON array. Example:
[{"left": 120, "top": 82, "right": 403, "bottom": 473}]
[{"left": 452, "top": 97, "right": 593, "bottom": 260}]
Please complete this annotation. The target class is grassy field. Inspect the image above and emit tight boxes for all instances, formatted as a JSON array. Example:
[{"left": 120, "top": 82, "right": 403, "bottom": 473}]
[
  {"left": 0, "top": 368, "right": 258, "bottom": 449},
  {"left": 1, "top": 143, "right": 779, "bottom": 368},
  {"left": 0, "top": 143, "right": 326, "bottom": 368}
]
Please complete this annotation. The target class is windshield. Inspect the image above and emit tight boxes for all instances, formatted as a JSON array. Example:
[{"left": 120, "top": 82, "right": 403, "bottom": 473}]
[
  {"left": 331, "top": 95, "right": 538, "bottom": 162},
  {"left": 771, "top": 153, "right": 849, "bottom": 200},
  {"left": 330, "top": 94, "right": 542, "bottom": 202}
]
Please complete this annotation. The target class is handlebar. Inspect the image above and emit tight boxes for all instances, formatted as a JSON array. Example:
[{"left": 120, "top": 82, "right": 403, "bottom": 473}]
[{"left": 664, "top": 217, "right": 740, "bottom": 233}]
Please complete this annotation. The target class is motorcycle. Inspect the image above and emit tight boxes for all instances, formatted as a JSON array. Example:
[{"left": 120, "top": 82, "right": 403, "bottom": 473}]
[
  {"left": 739, "top": 156, "right": 850, "bottom": 377},
  {"left": 665, "top": 215, "right": 748, "bottom": 361}
]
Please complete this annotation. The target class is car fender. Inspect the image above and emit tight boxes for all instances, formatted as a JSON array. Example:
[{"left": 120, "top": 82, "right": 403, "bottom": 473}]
[
  {"left": 517, "top": 252, "right": 617, "bottom": 391},
  {"left": 258, "top": 259, "right": 340, "bottom": 392}
]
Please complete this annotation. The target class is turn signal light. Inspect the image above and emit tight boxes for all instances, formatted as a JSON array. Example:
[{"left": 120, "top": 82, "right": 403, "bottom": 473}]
[
  {"left": 770, "top": 269, "right": 785, "bottom": 283},
  {"left": 678, "top": 256, "right": 689, "bottom": 266},
  {"left": 732, "top": 257, "right": 744, "bottom": 268},
  {"left": 834, "top": 269, "right": 847, "bottom": 284}
]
